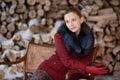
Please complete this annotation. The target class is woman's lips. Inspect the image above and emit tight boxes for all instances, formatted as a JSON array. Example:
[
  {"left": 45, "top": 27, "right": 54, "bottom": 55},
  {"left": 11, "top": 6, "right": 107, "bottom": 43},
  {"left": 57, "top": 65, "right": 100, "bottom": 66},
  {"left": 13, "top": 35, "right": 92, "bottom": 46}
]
[{"left": 70, "top": 27, "right": 76, "bottom": 30}]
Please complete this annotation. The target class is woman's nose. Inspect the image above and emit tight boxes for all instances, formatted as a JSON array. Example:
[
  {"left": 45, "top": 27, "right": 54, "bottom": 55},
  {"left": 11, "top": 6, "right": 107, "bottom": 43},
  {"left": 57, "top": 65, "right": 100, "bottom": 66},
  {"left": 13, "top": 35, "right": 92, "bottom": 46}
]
[{"left": 69, "top": 22, "right": 73, "bottom": 27}]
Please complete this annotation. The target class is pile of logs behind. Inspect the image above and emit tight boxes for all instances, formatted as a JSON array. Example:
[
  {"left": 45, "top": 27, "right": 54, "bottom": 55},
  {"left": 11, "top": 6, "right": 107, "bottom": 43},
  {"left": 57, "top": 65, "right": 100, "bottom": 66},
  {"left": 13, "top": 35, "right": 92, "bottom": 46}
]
[{"left": 0, "top": 0, "right": 120, "bottom": 79}]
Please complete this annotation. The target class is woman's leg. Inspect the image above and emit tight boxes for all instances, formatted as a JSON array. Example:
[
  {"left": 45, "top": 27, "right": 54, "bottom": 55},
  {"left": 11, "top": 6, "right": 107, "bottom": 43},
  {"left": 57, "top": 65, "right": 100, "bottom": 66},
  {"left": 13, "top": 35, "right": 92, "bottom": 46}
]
[{"left": 31, "top": 68, "right": 53, "bottom": 80}]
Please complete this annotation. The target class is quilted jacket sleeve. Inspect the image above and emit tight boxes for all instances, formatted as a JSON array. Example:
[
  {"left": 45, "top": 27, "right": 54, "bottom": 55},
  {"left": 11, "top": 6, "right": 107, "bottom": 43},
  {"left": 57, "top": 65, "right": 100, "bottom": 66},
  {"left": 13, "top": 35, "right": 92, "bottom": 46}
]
[{"left": 54, "top": 33, "right": 91, "bottom": 73}]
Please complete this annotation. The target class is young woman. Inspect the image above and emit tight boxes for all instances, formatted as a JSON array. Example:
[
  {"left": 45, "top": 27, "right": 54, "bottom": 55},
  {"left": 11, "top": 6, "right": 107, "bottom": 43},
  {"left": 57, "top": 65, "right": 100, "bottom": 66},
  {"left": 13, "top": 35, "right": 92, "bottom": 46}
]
[{"left": 32, "top": 6, "right": 108, "bottom": 80}]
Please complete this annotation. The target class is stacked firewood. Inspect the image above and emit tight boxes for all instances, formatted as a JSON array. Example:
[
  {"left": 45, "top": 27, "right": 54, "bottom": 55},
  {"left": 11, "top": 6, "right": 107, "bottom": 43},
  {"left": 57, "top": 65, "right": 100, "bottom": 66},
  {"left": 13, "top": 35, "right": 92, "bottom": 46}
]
[{"left": 0, "top": 0, "right": 120, "bottom": 79}]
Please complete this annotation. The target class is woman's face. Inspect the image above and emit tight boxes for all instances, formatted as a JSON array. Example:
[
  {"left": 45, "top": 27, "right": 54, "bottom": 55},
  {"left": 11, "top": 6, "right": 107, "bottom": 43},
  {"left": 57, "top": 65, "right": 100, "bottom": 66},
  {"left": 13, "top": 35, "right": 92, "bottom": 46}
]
[{"left": 64, "top": 12, "right": 82, "bottom": 35}]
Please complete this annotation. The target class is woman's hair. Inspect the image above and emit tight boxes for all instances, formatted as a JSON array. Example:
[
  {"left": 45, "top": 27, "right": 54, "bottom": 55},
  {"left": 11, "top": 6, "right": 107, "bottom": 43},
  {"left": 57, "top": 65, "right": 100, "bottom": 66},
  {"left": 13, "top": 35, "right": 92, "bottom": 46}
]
[{"left": 64, "top": 6, "right": 82, "bottom": 17}]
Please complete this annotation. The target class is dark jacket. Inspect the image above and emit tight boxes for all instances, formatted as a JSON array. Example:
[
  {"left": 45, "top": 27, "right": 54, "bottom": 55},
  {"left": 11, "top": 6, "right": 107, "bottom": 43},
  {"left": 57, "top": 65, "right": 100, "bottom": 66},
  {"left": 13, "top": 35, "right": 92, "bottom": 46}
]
[{"left": 39, "top": 22, "right": 94, "bottom": 80}]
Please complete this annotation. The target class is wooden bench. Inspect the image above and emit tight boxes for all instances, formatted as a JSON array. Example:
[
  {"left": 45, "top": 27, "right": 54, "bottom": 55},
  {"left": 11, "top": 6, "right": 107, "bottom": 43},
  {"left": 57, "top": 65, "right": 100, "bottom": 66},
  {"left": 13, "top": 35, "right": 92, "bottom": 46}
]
[
  {"left": 0, "top": 42, "right": 99, "bottom": 80},
  {"left": 24, "top": 42, "right": 55, "bottom": 80},
  {"left": 24, "top": 42, "right": 99, "bottom": 80},
  {"left": 0, "top": 42, "right": 55, "bottom": 80}
]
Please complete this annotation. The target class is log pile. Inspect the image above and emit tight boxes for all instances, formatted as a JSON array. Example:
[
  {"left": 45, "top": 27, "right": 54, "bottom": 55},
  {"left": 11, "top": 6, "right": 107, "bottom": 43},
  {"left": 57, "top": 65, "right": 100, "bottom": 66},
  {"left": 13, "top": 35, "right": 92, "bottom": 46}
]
[{"left": 0, "top": 0, "right": 120, "bottom": 79}]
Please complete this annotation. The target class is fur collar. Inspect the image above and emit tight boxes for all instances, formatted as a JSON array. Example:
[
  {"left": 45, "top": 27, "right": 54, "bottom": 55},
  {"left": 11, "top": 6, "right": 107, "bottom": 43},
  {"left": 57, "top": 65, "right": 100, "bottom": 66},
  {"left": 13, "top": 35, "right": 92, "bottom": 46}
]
[{"left": 58, "top": 22, "right": 94, "bottom": 57}]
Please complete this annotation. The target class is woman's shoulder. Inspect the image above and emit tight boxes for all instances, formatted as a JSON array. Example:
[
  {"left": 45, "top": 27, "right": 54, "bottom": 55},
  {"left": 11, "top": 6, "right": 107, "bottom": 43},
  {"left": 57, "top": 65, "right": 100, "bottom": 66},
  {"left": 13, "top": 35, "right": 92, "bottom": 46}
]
[{"left": 55, "top": 32, "right": 62, "bottom": 38}]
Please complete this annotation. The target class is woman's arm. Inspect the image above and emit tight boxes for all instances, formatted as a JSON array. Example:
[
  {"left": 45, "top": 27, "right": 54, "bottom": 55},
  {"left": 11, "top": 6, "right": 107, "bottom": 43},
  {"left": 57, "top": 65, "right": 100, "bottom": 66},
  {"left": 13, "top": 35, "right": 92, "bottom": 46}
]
[{"left": 55, "top": 33, "right": 91, "bottom": 73}]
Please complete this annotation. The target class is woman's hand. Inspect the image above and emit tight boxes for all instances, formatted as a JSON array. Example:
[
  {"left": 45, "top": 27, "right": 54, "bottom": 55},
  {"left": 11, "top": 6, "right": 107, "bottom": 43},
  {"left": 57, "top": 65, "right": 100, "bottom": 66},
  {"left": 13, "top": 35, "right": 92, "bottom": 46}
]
[{"left": 86, "top": 62, "right": 109, "bottom": 75}]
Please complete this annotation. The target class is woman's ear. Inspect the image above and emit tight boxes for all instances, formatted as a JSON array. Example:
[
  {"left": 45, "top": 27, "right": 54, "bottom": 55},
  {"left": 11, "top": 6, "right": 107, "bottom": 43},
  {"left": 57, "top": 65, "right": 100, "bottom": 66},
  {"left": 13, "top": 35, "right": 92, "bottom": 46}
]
[{"left": 80, "top": 17, "right": 85, "bottom": 23}]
